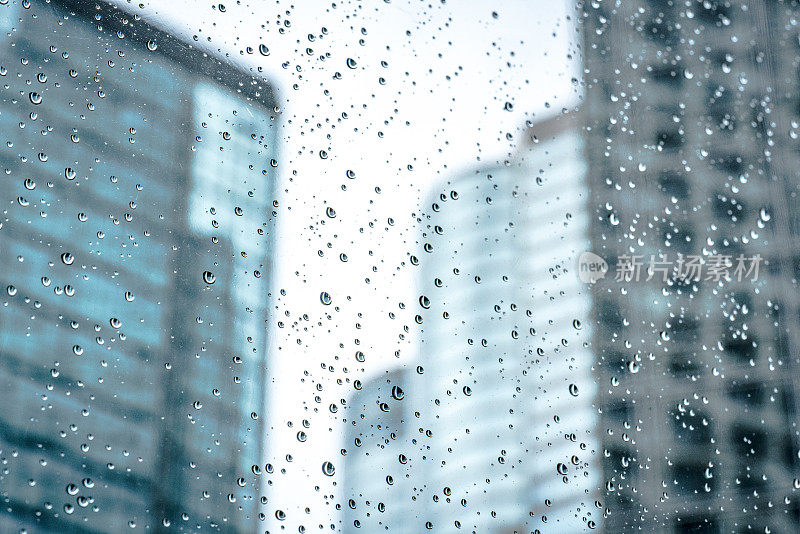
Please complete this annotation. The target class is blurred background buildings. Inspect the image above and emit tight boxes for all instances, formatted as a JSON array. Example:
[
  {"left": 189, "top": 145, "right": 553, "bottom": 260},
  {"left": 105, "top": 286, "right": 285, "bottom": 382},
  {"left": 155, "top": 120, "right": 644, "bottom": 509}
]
[
  {"left": 0, "top": 0, "right": 277, "bottom": 531},
  {"left": 583, "top": 1, "right": 800, "bottom": 532},
  {"left": 8, "top": 0, "right": 800, "bottom": 533}
]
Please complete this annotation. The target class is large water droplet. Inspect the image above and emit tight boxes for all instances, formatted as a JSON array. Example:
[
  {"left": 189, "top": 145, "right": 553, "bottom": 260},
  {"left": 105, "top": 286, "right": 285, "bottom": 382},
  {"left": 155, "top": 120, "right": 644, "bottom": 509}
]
[{"left": 322, "top": 461, "right": 335, "bottom": 476}]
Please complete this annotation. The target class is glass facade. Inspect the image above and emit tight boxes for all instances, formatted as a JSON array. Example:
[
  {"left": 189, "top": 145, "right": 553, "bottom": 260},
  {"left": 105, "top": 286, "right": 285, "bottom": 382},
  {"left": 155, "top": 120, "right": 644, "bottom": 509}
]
[{"left": 0, "top": 0, "right": 277, "bottom": 532}]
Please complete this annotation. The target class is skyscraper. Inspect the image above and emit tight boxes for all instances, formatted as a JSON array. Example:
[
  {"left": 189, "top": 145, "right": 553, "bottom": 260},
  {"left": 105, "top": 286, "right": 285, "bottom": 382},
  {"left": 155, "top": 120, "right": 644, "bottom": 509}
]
[
  {"left": 0, "top": 0, "right": 278, "bottom": 532},
  {"left": 415, "top": 112, "right": 600, "bottom": 533},
  {"left": 339, "top": 113, "right": 601, "bottom": 533},
  {"left": 583, "top": 1, "right": 800, "bottom": 532}
]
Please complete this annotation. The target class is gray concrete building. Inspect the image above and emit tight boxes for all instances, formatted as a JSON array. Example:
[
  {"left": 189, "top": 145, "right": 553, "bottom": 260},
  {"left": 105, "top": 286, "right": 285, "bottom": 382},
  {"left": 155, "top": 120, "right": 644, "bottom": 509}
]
[{"left": 583, "top": 1, "right": 800, "bottom": 532}]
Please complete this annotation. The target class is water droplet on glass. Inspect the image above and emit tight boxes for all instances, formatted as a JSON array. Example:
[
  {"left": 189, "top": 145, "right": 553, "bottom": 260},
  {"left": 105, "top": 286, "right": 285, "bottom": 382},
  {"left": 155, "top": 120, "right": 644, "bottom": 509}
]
[{"left": 321, "top": 461, "right": 335, "bottom": 476}]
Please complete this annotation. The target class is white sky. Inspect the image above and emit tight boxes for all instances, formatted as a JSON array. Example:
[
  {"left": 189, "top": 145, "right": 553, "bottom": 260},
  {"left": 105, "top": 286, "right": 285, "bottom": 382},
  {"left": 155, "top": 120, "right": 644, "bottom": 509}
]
[{"left": 116, "top": 0, "right": 581, "bottom": 529}]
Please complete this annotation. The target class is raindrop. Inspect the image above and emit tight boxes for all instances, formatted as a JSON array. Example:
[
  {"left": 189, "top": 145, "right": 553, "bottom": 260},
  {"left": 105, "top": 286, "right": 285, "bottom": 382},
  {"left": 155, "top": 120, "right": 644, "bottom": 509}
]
[
  {"left": 320, "top": 291, "right": 332, "bottom": 305},
  {"left": 202, "top": 271, "right": 215, "bottom": 284},
  {"left": 322, "top": 461, "right": 335, "bottom": 476}
]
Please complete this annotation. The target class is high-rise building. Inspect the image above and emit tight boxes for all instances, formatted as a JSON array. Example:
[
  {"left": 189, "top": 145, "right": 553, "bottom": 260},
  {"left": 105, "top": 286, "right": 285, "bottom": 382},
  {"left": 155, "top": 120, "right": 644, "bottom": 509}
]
[
  {"left": 339, "top": 113, "right": 601, "bottom": 533},
  {"left": 415, "top": 112, "right": 600, "bottom": 533},
  {"left": 583, "top": 1, "right": 800, "bottom": 532},
  {"left": 0, "top": 0, "right": 278, "bottom": 532},
  {"left": 341, "top": 368, "right": 415, "bottom": 534}
]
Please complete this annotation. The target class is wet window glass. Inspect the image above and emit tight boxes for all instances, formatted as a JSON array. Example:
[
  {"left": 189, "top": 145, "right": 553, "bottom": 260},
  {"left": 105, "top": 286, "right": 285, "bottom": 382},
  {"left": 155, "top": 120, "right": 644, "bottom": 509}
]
[{"left": 0, "top": 1, "right": 797, "bottom": 533}]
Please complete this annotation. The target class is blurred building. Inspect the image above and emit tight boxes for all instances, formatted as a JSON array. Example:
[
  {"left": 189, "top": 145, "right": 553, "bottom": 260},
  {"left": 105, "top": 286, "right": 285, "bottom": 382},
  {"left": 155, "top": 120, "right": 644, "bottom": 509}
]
[
  {"left": 416, "top": 112, "right": 600, "bottom": 533},
  {"left": 0, "top": 0, "right": 278, "bottom": 532},
  {"left": 340, "top": 114, "right": 601, "bottom": 533},
  {"left": 583, "top": 1, "right": 800, "bottom": 533},
  {"left": 341, "top": 369, "right": 415, "bottom": 534}
]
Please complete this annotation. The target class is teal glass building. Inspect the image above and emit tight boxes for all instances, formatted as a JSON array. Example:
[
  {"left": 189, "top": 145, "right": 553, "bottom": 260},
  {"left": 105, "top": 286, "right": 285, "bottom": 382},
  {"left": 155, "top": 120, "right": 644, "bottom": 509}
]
[{"left": 0, "top": 0, "right": 278, "bottom": 531}]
